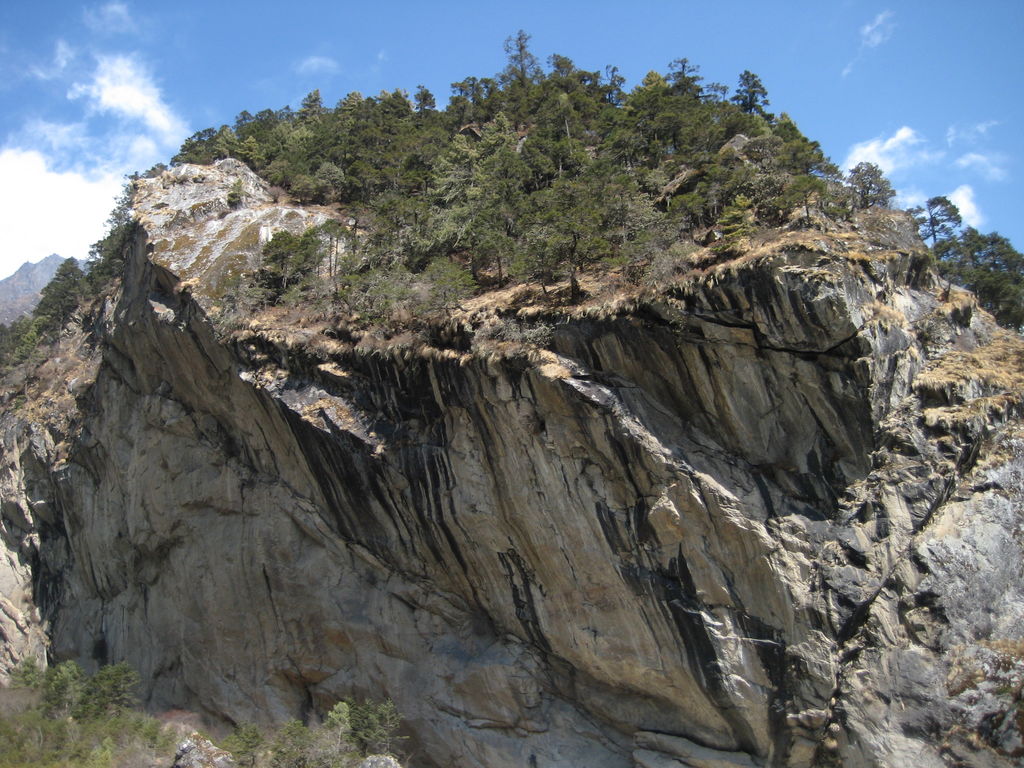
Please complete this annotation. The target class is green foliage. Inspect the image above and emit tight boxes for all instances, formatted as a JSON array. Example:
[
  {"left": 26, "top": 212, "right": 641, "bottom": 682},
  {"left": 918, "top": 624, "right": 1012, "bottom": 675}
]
[
  {"left": 86, "top": 181, "right": 138, "bottom": 292},
  {"left": 846, "top": 162, "right": 894, "bottom": 209},
  {"left": 42, "top": 660, "right": 85, "bottom": 717},
  {"left": 75, "top": 662, "right": 139, "bottom": 719},
  {"left": 781, "top": 174, "right": 827, "bottom": 220},
  {"left": 257, "top": 229, "right": 324, "bottom": 303},
  {"left": 936, "top": 227, "right": 1024, "bottom": 329},
  {"left": 227, "top": 179, "right": 244, "bottom": 208},
  {"left": 270, "top": 720, "right": 315, "bottom": 768},
  {"left": 911, "top": 195, "right": 962, "bottom": 247},
  {"left": 81, "top": 737, "right": 114, "bottom": 768},
  {"left": 713, "top": 194, "right": 755, "bottom": 255},
  {"left": 173, "top": 127, "right": 218, "bottom": 165},
  {"left": 420, "top": 258, "right": 475, "bottom": 315},
  {"left": 223, "top": 723, "right": 264, "bottom": 768},
  {"left": 431, "top": 113, "right": 528, "bottom": 280},
  {"left": 0, "top": 660, "right": 174, "bottom": 768},
  {"left": 731, "top": 70, "right": 771, "bottom": 118},
  {"left": 223, "top": 699, "right": 401, "bottom": 768},
  {"left": 34, "top": 258, "right": 86, "bottom": 337},
  {"left": 10, "top": 657, "right": 44, "bottom": 689},
  {"left": 161, "top": 32, "right": 1020, "bottom": 324},
  {"left": 347, "top": 699, "right": 402, "bottom": 756}
]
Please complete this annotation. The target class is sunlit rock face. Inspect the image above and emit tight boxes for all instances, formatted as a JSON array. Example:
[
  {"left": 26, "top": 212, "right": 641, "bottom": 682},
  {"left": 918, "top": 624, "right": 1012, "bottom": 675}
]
[
  {"left": 1, "top": 167, "right": 1022, "bottom": 768},
  {"left": 134, "top": 158, "right": 331, "bottom": 300}
]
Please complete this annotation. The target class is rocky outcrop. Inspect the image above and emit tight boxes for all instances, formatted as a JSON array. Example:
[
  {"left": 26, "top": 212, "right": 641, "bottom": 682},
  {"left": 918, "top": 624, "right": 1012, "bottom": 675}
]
[
  {"left": 1, "top": 163, "right": 1022, "bottom": 768},
  {"left": 133, "top": 158, "right": 332, "bottom": 299},
  {"left": 172, "top": 734, "right": 237, "bottom": 768}
]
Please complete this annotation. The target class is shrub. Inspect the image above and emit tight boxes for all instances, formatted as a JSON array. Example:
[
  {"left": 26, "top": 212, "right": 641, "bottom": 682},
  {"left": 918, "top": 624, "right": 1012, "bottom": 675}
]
[
  {"left": 10, "top": 657, "right": 44, "bottom": 690},
  {"left": 270, "top": 719, "right": 314, "bottom": 768},
  {"left": 42, "top": 660, "right": 85, "bottom": 717},
  {"left": 75, "top": 662, "right": 139, "bottom": 719},
  {"left": 347, "top": 699, "right": 402, "bottom": 755},
  {"left": 223, "top": 722, "right": 264, "bottom": 767}
]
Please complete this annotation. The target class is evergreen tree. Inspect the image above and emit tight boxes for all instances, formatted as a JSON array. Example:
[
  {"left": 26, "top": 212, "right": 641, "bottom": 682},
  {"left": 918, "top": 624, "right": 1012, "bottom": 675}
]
[
  {"left": 911, "top": 195, "right": 962, "bottom": 247},
  {"left": 666, "top": 57, "right": 703, "bottom": 99},
  {"left": 172, "top": 127, "right": 218, "bottom": 165},
  {"left": 499, "top": 30, "right": 542, "bottom": 123},
  {"left": 421, "top": 257, "right": 475, "bottom": 315},
  {"left": 713, "top": 194, "right": 755, "bottom": 255},
  {"left": 431, "top": 114, "right": 528, "bottom": 281},
  {"left": 937, "top": 227, "right": 1024, "bottom": 329},
  {"left": 846, "top": 162, "right": 894, "bottom": 209},
  {"left": 413, "top": 84, "right": 436, "bottom": 112},
  {"left": 256, "top": 229, "right": 324, "bottom": 302},
  {"left": 298, "top": 89, "right": 326, "bottom": 122},
  {"left": 781, "top": 174, "right": 827, "bottom": 220},
  {"left": 34, "top": 258, "right": 85, "bottom": 337},
  {"left": 520, "top": 163, "right": 617, "bottom": 300},
  {"left": 86, "top": 182, "right": 138, "bottom": 291},
  {"left": 731, "top": 70, "right": 770, "bottom": 118}
]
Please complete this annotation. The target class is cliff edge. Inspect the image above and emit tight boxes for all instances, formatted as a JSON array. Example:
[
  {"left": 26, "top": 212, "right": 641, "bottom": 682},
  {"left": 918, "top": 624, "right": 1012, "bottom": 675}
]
[{"left": 2, "top": 160, "right": 1022, "bottom": 767}]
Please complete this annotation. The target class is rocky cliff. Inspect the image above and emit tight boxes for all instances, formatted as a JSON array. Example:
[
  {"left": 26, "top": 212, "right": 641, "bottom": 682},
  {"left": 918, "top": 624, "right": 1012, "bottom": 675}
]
[{"left": 2, "top": 160, "right": 1022, "bottom": 768}]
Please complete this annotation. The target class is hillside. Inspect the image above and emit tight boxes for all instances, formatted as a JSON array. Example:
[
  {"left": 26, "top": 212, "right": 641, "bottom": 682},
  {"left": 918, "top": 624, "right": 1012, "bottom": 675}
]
[
  {"left": 0, "top": 255, "right": 70, "bottom": 325},
  {"left": 0, "top": 155, "right": 1022, "bottom": 768},
  {"left": 2, "top": 39, "right": 1024, "bottom": 768}
]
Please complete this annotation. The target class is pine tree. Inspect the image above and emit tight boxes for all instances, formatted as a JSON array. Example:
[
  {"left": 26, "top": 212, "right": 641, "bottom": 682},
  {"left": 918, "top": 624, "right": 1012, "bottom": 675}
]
[
  {"left": 731, "top": 71, "right": 770, "bottom": 118},
  {"left": 846, "top": 162, "right": 894, "bottom": 209},
  {"left": 413, "top": 85, "right": 436, "bottom": 112},
  {"left": 937, "top": 228, "right": 1024, "bottom": 329},
  {"left": 713, "top": 194, "right": 755, "bottom": 254},
  {"left": 34, "top": 258, "right": 85, "bottom": 337},
  {"left": 911, "top": 196, "right": 962, "bottom": 247}
]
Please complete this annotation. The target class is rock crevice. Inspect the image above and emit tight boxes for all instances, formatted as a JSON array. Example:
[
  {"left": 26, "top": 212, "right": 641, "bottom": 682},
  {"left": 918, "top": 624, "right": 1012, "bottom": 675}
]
[{"left": 2, "top": 164, "right": 1022, "bottom": 767}]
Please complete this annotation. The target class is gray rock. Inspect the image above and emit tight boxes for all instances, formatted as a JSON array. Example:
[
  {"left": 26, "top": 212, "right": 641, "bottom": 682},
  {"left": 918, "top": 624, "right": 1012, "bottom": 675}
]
[
  {"left": 172, "top": 734, "right": 236, "bottom": 768},
  {"left": 358, "top": 757, "right": 403, "bottom": 768},
  {"left": 1, "top": 179, "right": 1021, "bottom": 768}
]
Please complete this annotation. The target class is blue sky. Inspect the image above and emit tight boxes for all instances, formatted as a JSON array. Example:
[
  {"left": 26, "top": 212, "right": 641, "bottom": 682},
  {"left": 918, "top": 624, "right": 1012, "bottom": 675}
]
[{"left": 0, "top": 0, "right": 1021, "bottom": 280}]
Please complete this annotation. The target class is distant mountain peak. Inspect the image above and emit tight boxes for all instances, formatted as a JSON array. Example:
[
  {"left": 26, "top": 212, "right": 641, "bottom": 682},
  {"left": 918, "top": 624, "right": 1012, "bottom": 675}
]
[{"left": 0, "top": 254, "right": 80, "bottom": 326}]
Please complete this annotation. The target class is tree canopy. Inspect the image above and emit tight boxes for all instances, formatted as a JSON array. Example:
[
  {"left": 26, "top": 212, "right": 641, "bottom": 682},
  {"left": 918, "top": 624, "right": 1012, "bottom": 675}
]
[{"left": 8, "top": 33, "right": 1022, "bottom": 377}]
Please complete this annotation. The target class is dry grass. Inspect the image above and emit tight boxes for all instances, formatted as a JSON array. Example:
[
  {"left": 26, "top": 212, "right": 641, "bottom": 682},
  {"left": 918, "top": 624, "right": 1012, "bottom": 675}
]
[
  {"left": 865, "top": 299, "right": 908, "bottom": 330},
  {"left": 4, "top": 330, "right": 101, "bottom": 451},
  {"left": 916, "top": 329, "right": 1024, "bottom": 396}
]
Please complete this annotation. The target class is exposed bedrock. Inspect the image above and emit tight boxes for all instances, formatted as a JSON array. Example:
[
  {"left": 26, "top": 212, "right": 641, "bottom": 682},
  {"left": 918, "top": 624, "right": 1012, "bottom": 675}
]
[{"left": 2, "top": 206, "right": 1022, "bottom": 768}]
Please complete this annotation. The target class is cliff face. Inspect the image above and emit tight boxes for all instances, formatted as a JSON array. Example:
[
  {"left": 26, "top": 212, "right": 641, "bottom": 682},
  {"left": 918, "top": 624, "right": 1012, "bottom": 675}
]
[{"left": 2, "top": 160, "right": 1023, "bottom": 768}]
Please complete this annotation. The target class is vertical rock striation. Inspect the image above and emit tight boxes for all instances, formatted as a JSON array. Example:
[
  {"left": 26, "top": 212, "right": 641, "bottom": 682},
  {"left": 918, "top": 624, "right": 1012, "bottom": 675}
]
[{"left": 2, "top": 164, "right": 1022, "bottom": 767}]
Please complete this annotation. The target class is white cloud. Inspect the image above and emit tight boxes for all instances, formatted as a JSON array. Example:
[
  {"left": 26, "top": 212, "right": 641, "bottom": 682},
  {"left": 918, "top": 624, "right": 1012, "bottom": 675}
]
[
  {"left": 948, "top": 184, "right": 983, "bottom": 228},
  {"left": 0, "top": 149, "right": 123, "bottom": 279},
  {"left": 68, "top": 54, "right": 187, "bottom": 146},
  {"left": 83, "top": 2, "right": 136, "bottom": 34},
  {"left": 843, "top": 126, "right": 942, "bottom": 174},
  {"left": 860, "top": 10, "right": 895, "bottom": 48},
  {"left": 22, "top": 119, "right": 90, "bottom": 153},
  {"left": 955, "top": 152, "right": 1009, "bottom": 181},
  {"left": 296, "top": 56, "right": 339, "bottom": 75},
  {"left": 946, "top": 120, "right": 998, "bottom": 147},
  {"left": 843, "top": 10, "right": 896, "bottom": 76},
  {"left": 30, "top": 40, "right": 75, "bottom": 80},
  {"left": 0, "top": 50, "right": 188, "bottom": 280},
  {"left": 895, "top": 187, "right": 926, "bottom": 210}
]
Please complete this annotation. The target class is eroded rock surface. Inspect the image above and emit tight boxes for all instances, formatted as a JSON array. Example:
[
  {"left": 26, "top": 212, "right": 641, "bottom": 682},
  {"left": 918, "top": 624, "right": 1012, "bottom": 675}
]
[
  {"left": 134, "top": 158, "right": 331, "bottom": 300},
  {"left": 1, "top": 168, "right": 1022, "bottom": 768}
]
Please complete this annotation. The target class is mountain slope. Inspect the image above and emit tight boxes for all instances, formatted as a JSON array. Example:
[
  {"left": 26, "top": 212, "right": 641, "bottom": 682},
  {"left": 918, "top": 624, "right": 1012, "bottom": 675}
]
[
  {"left": 1, "top": 162, "right": 1022, "bottom": 768},
  {"left": 0, "top": 254, "right": 70, "bottom": 325}
]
